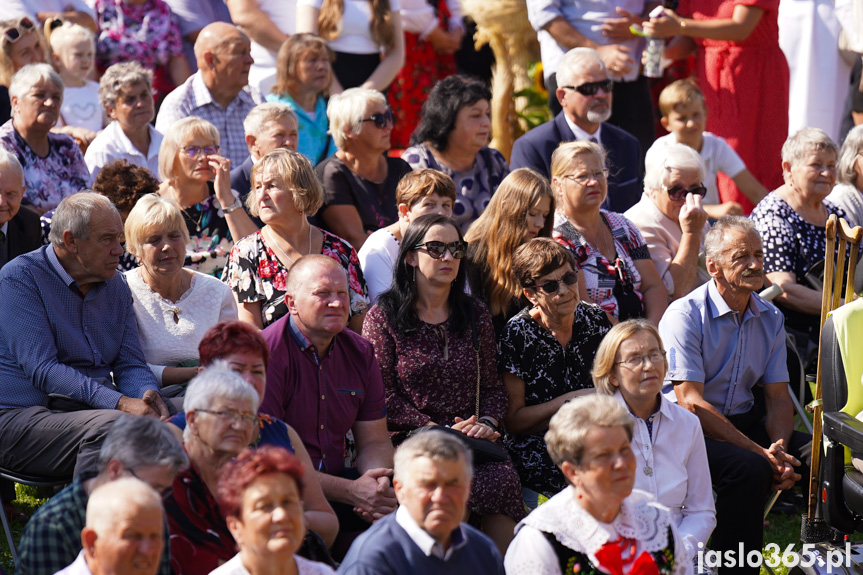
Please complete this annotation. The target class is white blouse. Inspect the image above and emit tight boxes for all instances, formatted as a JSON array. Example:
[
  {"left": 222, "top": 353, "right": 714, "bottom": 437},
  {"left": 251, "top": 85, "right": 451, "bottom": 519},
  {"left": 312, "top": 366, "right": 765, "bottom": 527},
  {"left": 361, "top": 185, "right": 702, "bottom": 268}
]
[
  {"left": 357, "top": 227, "right": 399, "bottom": 303},
  {"left": 126, "top": 269, "right": 238, "bottom": 383}
]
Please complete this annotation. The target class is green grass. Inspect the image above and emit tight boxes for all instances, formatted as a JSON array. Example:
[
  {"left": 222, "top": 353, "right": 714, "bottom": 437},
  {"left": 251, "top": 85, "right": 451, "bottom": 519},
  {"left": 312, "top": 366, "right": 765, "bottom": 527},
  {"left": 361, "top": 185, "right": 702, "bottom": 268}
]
[{"left": 1, "top": 485, "right": 50, "bottom": 573}]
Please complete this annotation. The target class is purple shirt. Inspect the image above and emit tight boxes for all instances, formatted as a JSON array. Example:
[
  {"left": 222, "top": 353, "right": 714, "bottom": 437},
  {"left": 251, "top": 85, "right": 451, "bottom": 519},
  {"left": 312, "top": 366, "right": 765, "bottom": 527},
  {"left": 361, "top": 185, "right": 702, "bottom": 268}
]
[{"left": 261, "top": 315, "right": 386, "bottom": 475}]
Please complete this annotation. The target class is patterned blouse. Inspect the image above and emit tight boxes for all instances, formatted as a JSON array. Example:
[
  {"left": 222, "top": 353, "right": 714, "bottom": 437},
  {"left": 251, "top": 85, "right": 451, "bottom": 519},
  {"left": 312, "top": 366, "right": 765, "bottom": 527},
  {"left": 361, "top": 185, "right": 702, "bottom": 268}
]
[
  {"left": 94, "top": 0, "right": 183, "bottom": 72},
  {"left": 401, "top": 143, "right": 510, "bottom": 231},
  {"left": 0, "top": 120, "right": 90, "bottom": 214},
  {"left": 179, "top": 186, "right": 235, "bottom": 276},
  {"left": 223, "top": 229, "right": 369, "bottom": 328},
  {"left": 498, "top": 304, "right": 612, "bottom": 496},
  {"left": 553, "top": 210, "right": 651, "bottom": 320}
]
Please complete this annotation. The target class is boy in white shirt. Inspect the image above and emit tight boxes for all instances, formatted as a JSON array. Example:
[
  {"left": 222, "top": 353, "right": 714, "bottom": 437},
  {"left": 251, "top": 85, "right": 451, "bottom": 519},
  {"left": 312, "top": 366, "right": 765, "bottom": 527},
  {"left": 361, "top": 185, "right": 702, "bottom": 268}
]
[
  {"left": 646, "top": 79, "right": 767, "bottom": 219},
  {"left": 47, "top": 21, "right": 103, "bottom": 134}
]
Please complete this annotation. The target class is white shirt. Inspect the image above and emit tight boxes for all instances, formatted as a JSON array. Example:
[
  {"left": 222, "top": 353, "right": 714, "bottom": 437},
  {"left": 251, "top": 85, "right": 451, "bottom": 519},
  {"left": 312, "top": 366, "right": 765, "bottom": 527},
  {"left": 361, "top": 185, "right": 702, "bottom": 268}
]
[
  {"left": 645, "top": 132, "right": 746, "bottom": 207},
  {"left": 125, "top": 269, "right": 238, "bottom": 384},
  {"left": 394, "top": 504, "right": 468, "bottom": 560},
  {"left": 400, "top": 0, "right": 463, "bottom": 37},
  {"left": 298, "top": 0, "right": 402, "bottom": 54},
  {"left": 563, "top": 112, "right": 603, "bottom": 143},
  {"left": 85, "top": 121, "right": 162, "bottom": 180},
  {"left": 624, "top": 192, "right": 710, "bottom": 295},
  {"left": 7, "top": 0, "right": 95, "bottom": 22},
  {"left": 60, "top": 82, "right": 102, "bottom": 133},
  {"left": 613, "top": 391, "right": 716, "bottom": 562},
  {"left": 826, "top": 183, "right": 863, "bottom": 228},
  {"left": 53, "top": 551, "right": 93, "bottom": 575},
  {"left": 208, "top": 553, "right": 335, "bottom": 575},
  {"left": 246, "top": 0, "right": 298, "bottom": 94},
  {"left": 357, "top": 227, "right": 399, "bottom": 303}
]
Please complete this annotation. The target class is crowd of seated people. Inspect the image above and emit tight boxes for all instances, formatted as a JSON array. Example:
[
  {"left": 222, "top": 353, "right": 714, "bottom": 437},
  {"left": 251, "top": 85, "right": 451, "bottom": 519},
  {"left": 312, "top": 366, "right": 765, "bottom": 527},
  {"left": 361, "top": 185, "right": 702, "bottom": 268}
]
[{"left": 3, "top": 3, "right": 861, "bottom": 571}]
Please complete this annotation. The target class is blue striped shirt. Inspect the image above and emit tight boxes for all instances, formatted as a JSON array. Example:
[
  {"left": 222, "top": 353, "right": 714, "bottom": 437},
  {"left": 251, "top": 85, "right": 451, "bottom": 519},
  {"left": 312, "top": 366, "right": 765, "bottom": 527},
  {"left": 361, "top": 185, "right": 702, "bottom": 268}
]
[{"left": 0, "top": 245, "right": 159, "bottom": 409}]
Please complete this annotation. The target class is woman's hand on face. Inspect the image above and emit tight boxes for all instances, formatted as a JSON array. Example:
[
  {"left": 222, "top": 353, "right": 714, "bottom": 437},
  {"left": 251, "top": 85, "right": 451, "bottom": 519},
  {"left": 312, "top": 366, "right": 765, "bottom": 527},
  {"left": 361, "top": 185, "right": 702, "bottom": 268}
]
[
  {"left": 209, "top": 154, "right": 234, "bottom": 206},
  {"left": 453, "top": 415, "right": 501, "bottom": 441}
]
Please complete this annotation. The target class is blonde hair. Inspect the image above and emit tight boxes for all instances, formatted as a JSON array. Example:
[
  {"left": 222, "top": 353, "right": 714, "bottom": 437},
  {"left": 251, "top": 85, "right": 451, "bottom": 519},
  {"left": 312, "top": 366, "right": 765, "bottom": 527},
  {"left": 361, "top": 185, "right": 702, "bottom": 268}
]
[
  {"left": 545, "top": 395, "right": 633, "bottom": 468},
  {"left": 0, "top": 18, "right": 47, "bottom": 87},
  {"left": 465, "top": 168, "right": 555, "bottom": 316},
  {"left": 248, "top": 148, "right": 324, "bottom": 217},
  {"left": 395, "top": 168, "right": 457, "bottom": 208},
  {"left": 327, "top": 88, "right": 387, "bottom": 149},
  {"left": 592, "top": 319, "right": 666, "bottom": 395},
  {"left": 124, "top": 194, "right": 190, "bottom": 259},
  {"left": 271, "top": 33, "right": 334, "bottom": 97},
  {"left": 657, "top": 78, "right": 705, "bottom": 119},
  {"left": 550, "top": 140, "right": 606, "bottom": 207},
  {"left": 318, "top": 0, "right": 395, "bottom": 53},
  {"left": 47, "top": 21, "right": 94, "bottom": 55},
  {"left": 158, "top": 116, "right": 220, "bottom": 182}
]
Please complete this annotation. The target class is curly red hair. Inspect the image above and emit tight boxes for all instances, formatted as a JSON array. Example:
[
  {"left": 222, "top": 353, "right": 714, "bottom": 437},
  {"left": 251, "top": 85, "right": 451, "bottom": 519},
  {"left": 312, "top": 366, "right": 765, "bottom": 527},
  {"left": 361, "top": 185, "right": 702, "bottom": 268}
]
[
  {"left": 198, "top": 321, "right": 269, "bottom": 369},
  {"left": 218, "top": 446, "right": 306, "bottom": 518}
]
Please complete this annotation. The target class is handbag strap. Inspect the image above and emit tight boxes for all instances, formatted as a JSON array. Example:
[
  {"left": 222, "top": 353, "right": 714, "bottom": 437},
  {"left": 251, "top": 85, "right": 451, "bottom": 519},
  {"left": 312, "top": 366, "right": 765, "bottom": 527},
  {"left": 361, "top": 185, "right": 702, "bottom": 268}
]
[{"left": 470, "top": 304, "right": 480, "bottom": 417}]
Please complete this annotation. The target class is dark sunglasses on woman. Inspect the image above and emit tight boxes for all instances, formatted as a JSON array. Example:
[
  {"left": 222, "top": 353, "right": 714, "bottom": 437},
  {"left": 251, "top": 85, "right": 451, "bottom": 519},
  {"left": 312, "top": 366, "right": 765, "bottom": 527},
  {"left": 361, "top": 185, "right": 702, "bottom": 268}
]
[
  {"left": 4, "top": 17, "right": 35, "bottom": 43},
  {"left": 362, "top": 109, "right": 395, "bottom": 130},
  {"left": 562, "top": 79, "right": 614, "bottom": 97},
  {"left": 531, "top": 271, "right": 578, "bottom": 295},
  {"left": 664, "top": 183, "right": 707, "bottom": 201},
  {"left": 414, "top": 240, "right": 468, "bottom": 260}
]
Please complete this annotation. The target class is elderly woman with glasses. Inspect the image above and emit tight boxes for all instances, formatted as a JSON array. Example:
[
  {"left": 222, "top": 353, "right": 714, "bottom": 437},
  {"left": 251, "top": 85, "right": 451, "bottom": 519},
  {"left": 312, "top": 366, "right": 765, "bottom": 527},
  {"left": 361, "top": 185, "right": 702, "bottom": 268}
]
[
  {"left": 499, "top": 238, "right": 611, "bottom": 500},
  {"left": 593, "top": 319, "right": 715, "bottom": 567},
  {"left": 504, "top": 395, "right": 687, "bottom": 575},
  {"left": 0, "top": 63, "right": 90, "bottom": 214},
  {"left": 0, "top": 17, "right": 47, "bottom": 124},
  {"left": 751, "top": 128, "right": 847, "bottom": 365},
  {"left": 157, "top": 116, "right": 258, "bottom": 275},
  {"left": 362, "top": 213, "right": 525, "bottom": 554},
  {"left": 552, "top": 140, "right": 667, "bottom": 325},
  {"left": 316, "top": 87, "right": 412, "bottom": 250},
  {"left": 624, "top": 143, "right": 711, "bottom": 302}
]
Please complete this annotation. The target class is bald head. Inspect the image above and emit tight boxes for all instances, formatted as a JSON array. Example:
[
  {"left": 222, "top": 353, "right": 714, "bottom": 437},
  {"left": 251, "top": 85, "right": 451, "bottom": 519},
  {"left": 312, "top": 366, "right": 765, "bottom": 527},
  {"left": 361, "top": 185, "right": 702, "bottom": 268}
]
[
  {"left": 194, "top": 23, "right": 253, "bottom": 103},
  {"left": 286, "top": 255, "right": 345, "bottom": 296},
  {"left": 194, "top": 23, "right": 244, "bottom": 62}
]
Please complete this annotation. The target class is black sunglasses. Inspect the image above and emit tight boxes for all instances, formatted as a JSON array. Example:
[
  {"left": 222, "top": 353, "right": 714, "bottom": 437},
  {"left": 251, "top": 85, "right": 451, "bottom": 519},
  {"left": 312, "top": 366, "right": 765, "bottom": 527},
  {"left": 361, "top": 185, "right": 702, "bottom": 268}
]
[
  {"left": 4, "top": 17, "right": 35, "bottom": 43},
  {"left": 414, "top": 240, "right": 467, "bottom": 260},
  {"left": 530, "top": 271, "right": 578, "bottom": 295},
  {"left": 664, "top": 183, "right": 707, "bottom": 201},
  {"left": 362, "top": 109, "right": 394, "bottom": 129},
  {"left": 562, "top": 79, "right": 614, "bottom": 97}
]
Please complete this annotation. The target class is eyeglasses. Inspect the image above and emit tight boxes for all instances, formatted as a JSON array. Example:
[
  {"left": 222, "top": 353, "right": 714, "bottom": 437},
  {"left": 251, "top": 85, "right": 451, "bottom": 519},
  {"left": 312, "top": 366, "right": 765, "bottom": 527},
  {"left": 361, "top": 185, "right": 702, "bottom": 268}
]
[
  {"left": 4, "top": 17, "right": 35, "bottom": 43},
  {"left": 181, "top": 145, "right": 218, "bottom": 158},
  {"left": 562, "top": 170, "right": 608, "bottom": 186},
  {"left": 361, "top": 109, "right": 394, "bottom": 129},
  {"left": 616, "top": 351, "right": 666, "bottom": 369},
  {"left": 663, "top": 183, "right": 707, "bottom": 201},
  {"left": 529, "top": 271, "right": 578, "bottom": 294},
  {"left": 561, "top": 79, "right": 614, "bottom": 97},
  {"left": 414, "top": 240, "right": 468, "bottom": 260},
  {"left": 196, "top": 408, "right": 259, "bottom": 426}
]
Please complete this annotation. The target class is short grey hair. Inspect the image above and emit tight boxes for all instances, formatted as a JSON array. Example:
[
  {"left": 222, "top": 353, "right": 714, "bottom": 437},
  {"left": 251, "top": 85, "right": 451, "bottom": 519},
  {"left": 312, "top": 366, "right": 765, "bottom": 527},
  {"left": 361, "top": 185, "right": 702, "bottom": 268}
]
[
  {"left": 96, "top": 414, "right": 188, "bottom": 474},
  {"left": 98, "top": 61, "right": 153, "bottom": 109},
  {"left": 703, "top": 215, "right": 758, "bottom": 263},
  {"left": 393, "top": 429, "right": 473, "bottom": 484},
  {"left": 243, "top": 102, "right": 298, "bottom": 138},
  {"left": 545, "top": 394, "right": 632, "bottom": 468},
  {"left": 0, "top": 148, "right": 25, "bottom": 187},
  {"left": 556, "top": 47, "right": 606, "bottom": 90},
  {"left": 86, "top": 478, "right": 163, "bottom": 537},
  {"left": 48, "top": 192, "right": 119, "bottom": 246},
  {"left": 183, "top": 362, "right": 260, "bottom": 441},
  {"left": 781, "top": 127, "right": 839, "bottom": 168},
  {"left": 327, "top": 88, "right": 387, "bottom": 149},
  {"left": 644, "top": 142, "right": 706, "bottom": 192},
  {"left": 838, "top": 125, "right": 863, "bottom": 186},
  {"left": 9, "top": 63, "right": 64, "bottom": 101}
]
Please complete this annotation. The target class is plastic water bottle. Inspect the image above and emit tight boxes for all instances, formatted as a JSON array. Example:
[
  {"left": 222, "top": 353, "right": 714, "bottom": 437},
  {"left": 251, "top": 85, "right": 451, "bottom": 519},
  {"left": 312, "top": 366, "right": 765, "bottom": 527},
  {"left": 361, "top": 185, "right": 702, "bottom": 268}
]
[{"left": 643, "top": 36, "right": 664, "bottom": 78}]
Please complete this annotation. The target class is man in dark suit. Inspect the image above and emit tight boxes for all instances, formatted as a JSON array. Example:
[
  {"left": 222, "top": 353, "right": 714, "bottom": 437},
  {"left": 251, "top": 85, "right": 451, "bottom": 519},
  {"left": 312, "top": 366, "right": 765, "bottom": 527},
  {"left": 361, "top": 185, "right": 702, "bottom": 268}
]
[
  {"left": 230, "top": 102, "right": 299, "bottom": 200},
  {"left": 0, "top": 149, "right": 40, "bottom": 270},
  {"left": 511, "top": 47, "right": 642, "bottom": 213}
]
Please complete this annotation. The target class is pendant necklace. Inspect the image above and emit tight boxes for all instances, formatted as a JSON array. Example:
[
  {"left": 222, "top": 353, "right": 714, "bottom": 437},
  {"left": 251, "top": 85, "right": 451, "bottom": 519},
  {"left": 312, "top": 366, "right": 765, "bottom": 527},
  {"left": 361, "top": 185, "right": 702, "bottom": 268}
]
[
  {"left": 639, "top": 414, "right": 659, "bottom": 477},
  {"left": 265, "top": 225, "right": 312, "bottom": 267}
]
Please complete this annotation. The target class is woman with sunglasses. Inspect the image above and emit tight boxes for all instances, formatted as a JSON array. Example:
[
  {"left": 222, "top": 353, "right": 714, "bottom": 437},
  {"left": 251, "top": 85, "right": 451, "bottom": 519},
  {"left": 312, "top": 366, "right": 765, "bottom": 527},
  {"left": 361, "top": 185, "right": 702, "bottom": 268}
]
[
  {"left": 362, "top": 213, "right": 526, "bottom": 554},
  {"left": 0, "top": 17, "right": 47, "bottom": 124},
  {"left": 157, "top": 116, "right": 258, "bottom": 275},
  {"left": 624, "top": 143, "right": 711, "bottom": 302},
  {"left": 499, "top": 237, "right": 611, "bottom": 500},
  {"left": 316, "top": 87, "right": 411, "bottom": 250},
  {"left": 402, "top": 75, "right": 509, "bottom": 231},
  {"left": 551, "top": 140, "right": 667, "bottom": 325}
]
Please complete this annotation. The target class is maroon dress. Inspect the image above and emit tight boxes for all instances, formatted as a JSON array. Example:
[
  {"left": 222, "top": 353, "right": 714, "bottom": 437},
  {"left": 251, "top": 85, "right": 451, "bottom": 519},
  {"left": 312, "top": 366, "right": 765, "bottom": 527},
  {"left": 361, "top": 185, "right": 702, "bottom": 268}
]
[{"left": 362, "top": 300, "right": 526, "bottom": 521}]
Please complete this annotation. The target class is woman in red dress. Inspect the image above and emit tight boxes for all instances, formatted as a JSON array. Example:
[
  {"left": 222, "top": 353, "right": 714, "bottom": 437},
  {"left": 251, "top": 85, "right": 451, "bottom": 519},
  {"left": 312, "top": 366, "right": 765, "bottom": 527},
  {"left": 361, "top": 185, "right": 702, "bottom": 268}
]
[{"left": 644, "top": 0, "right": 788, "bottom": 214}]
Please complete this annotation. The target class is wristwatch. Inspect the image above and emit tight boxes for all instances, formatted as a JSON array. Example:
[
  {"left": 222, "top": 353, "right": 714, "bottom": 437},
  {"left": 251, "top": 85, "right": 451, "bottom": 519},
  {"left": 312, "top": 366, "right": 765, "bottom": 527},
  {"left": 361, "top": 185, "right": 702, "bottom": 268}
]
[{"left": 222, "top": 197, "right": 242, "bottom": 214}]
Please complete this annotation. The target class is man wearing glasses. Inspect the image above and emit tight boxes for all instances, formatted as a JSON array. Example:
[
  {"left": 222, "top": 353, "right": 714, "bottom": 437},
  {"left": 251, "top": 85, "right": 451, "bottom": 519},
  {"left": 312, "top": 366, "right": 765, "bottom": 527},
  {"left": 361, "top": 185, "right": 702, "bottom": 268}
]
[{"left": 511, "top": 47, "right": 642, "bottom": 214}]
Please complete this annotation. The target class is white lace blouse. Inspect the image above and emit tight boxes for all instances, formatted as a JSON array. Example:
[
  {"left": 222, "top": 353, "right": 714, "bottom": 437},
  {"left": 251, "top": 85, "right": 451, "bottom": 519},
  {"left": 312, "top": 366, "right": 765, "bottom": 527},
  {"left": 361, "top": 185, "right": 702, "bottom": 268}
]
[{"left": 126, "top": 269, "right": 238, "bottom": 383}]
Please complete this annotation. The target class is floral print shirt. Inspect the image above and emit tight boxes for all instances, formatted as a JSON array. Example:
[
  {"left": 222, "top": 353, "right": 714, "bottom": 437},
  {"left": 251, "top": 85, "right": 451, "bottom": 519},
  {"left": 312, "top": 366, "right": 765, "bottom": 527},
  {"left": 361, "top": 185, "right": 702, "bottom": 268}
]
[
  {"left": 223, "top": 229, "right": 369, "bottom": 327},
  {"left": 94, "top": 0, "right": 183, "bottom": 71},
  {"left": 0, "top": 120, "right": 90, "bottom": 213},
  {"left": 179, "top": 187, "right": 236, "bottom": 276}
]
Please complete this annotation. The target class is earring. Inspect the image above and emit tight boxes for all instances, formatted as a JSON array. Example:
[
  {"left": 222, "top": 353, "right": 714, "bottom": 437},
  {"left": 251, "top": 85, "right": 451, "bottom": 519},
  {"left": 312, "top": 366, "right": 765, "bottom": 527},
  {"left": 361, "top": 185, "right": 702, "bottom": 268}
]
[{"left": 412, "top": 265, "right": 416, "bottom": 282}]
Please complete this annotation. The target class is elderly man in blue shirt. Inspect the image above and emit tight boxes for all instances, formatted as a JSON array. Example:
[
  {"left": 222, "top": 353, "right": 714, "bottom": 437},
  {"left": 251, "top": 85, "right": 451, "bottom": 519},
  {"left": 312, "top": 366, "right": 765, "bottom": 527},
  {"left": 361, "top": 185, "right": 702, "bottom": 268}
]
[
  {"left": 0, "top": 192, "right": 171, "bottom": 481},
  {"left": 658, "top": 215, "right": 810, "bottom": 575}
]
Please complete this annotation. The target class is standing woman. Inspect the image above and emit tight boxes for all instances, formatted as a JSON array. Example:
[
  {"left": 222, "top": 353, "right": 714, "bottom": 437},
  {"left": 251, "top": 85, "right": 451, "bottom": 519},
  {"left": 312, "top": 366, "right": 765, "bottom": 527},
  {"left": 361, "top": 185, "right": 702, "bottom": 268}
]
[
  {"left": 464, "top": 168, "right": 555, "bottom": 335},
  {"left": 296, "top": 0, "right": 405, "bottom": 93},
  {"left": 362, "top": 213, "right": 526, "bottom": 555}
]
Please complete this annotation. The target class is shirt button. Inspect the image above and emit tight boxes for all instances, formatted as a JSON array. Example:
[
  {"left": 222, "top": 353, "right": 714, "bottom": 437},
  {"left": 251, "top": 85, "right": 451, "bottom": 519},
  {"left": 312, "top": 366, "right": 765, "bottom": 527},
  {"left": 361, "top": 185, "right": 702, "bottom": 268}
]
[
  {"left": 350, "top": 391, "right": 356, "bottom": 396},
  {"left": 321, "top": 395, "right": 325, "bottom": 400},
  {"left": 322, "top": 454, "right": 326, "bottom": 459},
  {"left": 320, "top": 425, "right": 324, "bottom": 429}
]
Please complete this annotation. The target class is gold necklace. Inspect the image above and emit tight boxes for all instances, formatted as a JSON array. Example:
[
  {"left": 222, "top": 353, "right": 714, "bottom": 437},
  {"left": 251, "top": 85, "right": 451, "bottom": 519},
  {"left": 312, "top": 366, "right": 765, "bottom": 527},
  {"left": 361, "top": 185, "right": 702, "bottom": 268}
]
[{"left": 265, "top": 225, "right": 312, "bottom": 267}]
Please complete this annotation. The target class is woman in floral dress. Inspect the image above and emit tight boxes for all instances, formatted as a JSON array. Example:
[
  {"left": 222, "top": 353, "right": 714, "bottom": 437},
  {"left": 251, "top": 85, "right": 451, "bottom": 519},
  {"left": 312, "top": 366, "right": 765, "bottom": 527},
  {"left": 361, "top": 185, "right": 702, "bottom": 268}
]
[{"left": 223, "top": 148, "right": 368, "bottom": 331}]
